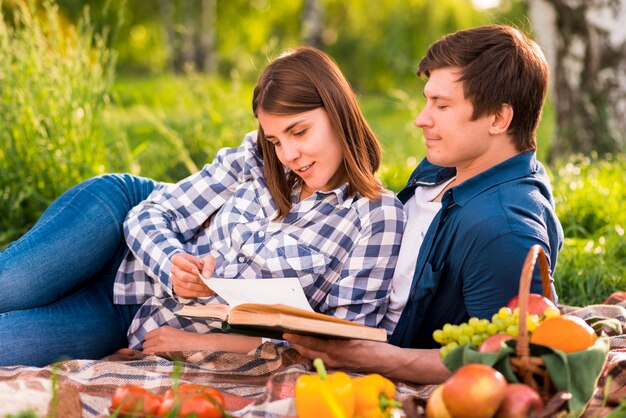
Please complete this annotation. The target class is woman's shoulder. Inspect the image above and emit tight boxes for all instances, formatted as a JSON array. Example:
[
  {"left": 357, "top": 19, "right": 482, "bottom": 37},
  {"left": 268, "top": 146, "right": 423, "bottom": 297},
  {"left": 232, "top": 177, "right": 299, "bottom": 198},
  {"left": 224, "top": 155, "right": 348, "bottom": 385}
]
[{"left": 350, "top": 187, "right": 405, "bottom": 221}]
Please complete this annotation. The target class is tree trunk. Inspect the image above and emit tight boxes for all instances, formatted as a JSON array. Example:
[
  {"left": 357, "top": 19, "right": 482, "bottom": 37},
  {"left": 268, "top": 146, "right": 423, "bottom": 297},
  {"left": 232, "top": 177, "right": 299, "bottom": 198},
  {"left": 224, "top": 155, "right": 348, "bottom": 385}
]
[
  {"left": 526, "top": 0, "right": 626, "bottom": 160},
  {"left": 302, "top": 0, "right": 324, "bottom": 48},
  {"left": 199, "top": 0, "right": 217, "bottom": 73}
]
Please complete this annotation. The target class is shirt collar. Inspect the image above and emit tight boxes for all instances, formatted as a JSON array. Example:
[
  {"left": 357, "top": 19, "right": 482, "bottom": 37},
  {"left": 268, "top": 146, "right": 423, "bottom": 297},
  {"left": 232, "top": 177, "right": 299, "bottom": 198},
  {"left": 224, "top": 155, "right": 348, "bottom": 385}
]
[
  {"left": 291, "top": 181, "right": 352, "bottom": 206},
  {"left": 403, "top": 151, "right": 540, "bottom": 207},
  {"left": 449, "top": 151, "right": 539, "bottom": 207}
]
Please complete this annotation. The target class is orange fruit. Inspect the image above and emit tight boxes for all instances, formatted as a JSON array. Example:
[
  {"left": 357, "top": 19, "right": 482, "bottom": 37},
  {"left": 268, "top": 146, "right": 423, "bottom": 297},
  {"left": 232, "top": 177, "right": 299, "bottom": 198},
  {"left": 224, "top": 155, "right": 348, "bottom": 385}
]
[{"left": 530, "top": 315, "right": 597, "bottom": 353}]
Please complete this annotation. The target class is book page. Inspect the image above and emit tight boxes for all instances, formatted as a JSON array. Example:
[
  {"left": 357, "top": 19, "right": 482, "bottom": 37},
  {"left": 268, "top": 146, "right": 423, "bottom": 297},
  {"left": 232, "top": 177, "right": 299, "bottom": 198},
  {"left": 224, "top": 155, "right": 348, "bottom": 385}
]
[{"left": 200, "top": 277, "right": 314, "bottom": 312}]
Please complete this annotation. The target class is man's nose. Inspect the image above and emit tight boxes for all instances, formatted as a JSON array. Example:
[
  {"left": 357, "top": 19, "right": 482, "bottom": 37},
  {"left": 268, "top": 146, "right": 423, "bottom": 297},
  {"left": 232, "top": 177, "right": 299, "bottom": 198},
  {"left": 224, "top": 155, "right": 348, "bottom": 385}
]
[{"left": 414, "top": 107, "right": 431, "bottom": 128}]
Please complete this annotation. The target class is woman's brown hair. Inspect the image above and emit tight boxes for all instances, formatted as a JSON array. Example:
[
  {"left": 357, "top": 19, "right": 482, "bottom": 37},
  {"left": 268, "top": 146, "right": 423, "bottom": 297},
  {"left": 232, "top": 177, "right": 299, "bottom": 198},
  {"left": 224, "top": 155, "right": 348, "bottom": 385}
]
[
  {"left": 417, "top": 25, "right": 549, "bottom": 152},
  {"left": 252, "top": 47, "right": 382, "bottom": 219}
]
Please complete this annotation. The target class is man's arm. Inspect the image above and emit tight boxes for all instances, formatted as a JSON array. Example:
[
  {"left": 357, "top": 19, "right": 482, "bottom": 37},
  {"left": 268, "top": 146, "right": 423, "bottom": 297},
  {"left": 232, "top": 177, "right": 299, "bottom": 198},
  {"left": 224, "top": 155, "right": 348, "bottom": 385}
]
[{"left": 283, "top": 334, "right": 451, "bottom": 384}]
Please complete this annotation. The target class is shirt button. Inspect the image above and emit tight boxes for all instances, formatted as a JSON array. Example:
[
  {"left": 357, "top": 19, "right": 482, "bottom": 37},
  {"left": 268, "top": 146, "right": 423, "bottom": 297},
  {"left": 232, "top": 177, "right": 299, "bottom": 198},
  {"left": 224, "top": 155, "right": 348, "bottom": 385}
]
[
  {"left": 237, "top": 255, "right": 246, "bottom": 263},
  {"left": 257, "top": 231, "right": 265, "bottom": 238}
]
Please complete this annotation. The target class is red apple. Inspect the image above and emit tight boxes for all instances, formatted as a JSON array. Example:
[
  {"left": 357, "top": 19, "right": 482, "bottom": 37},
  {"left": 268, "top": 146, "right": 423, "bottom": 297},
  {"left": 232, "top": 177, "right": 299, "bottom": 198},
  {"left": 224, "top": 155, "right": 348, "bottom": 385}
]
[
  {"left": 479, "top": 334, "right": 514, "bottom": 354},
  {"left": 426, "top": 384, "right": 452, "bottom": 418},
  {"left": 442, "top": 363, "right": 508, "bottom": 418},
  {"left": 495, "top": 383, "right": 543, "bottom": 418},
  {"left": 506, "top": 294, "right": 555, "bottom": 316}
]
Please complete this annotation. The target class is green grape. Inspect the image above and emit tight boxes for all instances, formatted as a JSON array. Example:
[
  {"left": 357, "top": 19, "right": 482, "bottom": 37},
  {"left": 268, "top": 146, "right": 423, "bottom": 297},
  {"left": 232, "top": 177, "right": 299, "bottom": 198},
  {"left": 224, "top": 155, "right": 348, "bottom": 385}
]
[
  {"left": 486, "top": 323, "right": 499, "bottom": 335},
  {"left": 458, "top": 335, "right": 470, "bottom": 345},
  {"left": 470, "top": 334, "right": 483, "bottom": 346},
  {"left": 450, "top": 325, "right": 462, "bottom": 340},
  {"left": 527, "top": 315, "right": 540, "bottom": 333},
  {"left": 460, "top": 323, "right": 475, "bottom": 337},
  {"left": 475, "top": 319, "right": 489, "bottom": 333},
  {"left": 433, "top": 329, "right": 446, "bottom": 344},
  {"left": 504, "top": 315, "right": 516, "bottom": 327},
  {"left": 443, "top": 323, "right": 454, "bottom": 334},
  {"left": 493, "top": 317, "right": 506, "bottom": 331},
  {"left": 468, "top": 317, "right": 480, "bottom": 327},
  {"left": 505, "top": 325, "right": 519, "bottom": 336},
  {"left": 498, "top": 306, "right": 513, "bottom": 319},
  {"left": 446, "top": 341, "right": 459, "bottom": 351},
  {"left": 439, "top": 345, "right": 449, "bottom": 359}
]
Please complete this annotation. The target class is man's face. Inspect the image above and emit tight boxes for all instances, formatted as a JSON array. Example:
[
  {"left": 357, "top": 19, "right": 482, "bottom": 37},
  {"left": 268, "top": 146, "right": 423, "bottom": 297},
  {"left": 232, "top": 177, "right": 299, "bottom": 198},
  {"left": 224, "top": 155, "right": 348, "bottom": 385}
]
[{"left": 414, "top": 67, "right": 498, "bottom": 174}]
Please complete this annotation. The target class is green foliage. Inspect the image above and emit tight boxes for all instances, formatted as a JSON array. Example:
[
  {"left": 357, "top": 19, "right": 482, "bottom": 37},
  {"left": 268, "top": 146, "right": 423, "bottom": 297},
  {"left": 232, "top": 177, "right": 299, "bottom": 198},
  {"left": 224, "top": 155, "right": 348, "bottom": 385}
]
[
  {"left": 551, "top": 154, "right": 626, "bottom": 306},
  {"left": 0, "top": 1, "right": 131, "bottom": 244},
  {"left": 108, "top": 72, "right": 254, "bottom": 182}
]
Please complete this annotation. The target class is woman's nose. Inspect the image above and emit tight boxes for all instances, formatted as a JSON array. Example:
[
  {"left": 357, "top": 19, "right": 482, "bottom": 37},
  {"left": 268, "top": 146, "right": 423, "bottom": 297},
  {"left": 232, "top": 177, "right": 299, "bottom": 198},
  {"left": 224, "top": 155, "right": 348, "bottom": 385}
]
[{"left": 281, "top": 140, "right": 301, "bottom": 162}]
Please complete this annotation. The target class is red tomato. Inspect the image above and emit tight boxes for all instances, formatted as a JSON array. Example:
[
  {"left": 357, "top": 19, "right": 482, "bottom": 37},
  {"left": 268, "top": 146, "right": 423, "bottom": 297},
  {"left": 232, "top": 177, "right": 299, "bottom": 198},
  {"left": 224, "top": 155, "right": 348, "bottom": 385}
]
[
  {"left": 157, "top": 384, "right": 225, "bottom": 418},
  {"left": 110, "top": 385, "right": 161, "bottom": 415}
]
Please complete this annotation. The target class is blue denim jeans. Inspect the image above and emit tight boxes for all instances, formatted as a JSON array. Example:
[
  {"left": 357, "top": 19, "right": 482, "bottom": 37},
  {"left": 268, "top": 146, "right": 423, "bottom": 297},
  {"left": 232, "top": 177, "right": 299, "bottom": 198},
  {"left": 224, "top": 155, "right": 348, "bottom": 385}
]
[{"left": 0, "top": 174, "right": 156, "bottom": 366}]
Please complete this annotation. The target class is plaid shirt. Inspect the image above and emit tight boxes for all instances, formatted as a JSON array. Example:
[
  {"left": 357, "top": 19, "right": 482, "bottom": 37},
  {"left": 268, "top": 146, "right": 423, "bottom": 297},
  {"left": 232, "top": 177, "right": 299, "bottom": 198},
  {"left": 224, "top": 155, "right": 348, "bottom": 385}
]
[{"left": 114, "top": 132, "right": 405, "bottom": 349}]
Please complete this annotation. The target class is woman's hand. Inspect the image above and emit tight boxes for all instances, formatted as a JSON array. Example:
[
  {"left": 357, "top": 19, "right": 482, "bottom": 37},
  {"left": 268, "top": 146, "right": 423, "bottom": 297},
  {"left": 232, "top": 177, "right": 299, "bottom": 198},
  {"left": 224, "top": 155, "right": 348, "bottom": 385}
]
[
  {"left": 143, "top": 326, "right": 215, "bottom": 353},
  {"left": 143, "top": 326, "right": 262, "bottom": 353},
  {"left": 170, "top": 253, "right": 216, "bottom": 298}
]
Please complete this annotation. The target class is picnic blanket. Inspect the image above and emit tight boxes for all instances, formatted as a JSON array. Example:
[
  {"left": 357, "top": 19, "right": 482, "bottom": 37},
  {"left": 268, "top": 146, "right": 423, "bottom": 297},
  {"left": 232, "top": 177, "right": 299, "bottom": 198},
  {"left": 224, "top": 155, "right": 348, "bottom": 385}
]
[{"left": 1, "top": 300, "right": 625, "bottom": 417}]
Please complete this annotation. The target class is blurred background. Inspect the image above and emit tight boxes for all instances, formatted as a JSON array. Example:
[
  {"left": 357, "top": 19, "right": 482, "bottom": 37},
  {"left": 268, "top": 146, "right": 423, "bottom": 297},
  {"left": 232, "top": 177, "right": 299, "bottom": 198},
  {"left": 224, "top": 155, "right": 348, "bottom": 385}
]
[{"left": 1, "top": 0, "right": 625, "bottom": 305}]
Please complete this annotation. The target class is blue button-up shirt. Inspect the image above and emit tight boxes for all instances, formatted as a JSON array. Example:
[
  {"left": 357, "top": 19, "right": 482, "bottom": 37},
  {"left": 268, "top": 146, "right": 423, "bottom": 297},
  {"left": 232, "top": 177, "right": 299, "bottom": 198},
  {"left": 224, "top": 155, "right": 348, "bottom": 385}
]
[{"left": 390, "top": 151, "right": 563, "bottom": 348}]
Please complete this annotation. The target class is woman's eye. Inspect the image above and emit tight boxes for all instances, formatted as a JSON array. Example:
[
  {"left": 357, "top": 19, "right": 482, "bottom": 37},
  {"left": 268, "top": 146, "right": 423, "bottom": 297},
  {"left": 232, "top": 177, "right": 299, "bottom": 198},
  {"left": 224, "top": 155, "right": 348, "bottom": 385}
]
[
  {"left": 437, "top": 105, "right": 448, "bottom": 110},
  {"left": 293, "top": 129, "right": 307, "bottom": 137}
]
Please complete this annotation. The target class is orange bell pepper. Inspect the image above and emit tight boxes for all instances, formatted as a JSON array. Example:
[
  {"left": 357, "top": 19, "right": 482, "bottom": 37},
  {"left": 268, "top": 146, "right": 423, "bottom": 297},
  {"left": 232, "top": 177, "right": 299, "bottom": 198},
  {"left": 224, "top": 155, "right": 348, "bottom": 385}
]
[
  {"left": 295, "top": 358, "right": 355, "bottom": 418},
  {"left": 352, "top": 374, "right": 402, "bottom": 418}
]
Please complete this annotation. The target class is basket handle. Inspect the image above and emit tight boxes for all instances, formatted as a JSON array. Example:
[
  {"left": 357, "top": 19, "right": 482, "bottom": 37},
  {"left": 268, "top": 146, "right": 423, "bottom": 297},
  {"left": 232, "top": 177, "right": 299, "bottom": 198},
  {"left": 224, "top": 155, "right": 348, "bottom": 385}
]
[{"left": 516, "top": 245, "right": 553, "bottom": 356}]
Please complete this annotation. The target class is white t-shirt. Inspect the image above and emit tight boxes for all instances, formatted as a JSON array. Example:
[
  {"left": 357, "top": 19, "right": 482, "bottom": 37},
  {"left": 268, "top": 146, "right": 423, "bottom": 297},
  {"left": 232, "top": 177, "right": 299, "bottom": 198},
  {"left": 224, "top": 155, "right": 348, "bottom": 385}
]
[{"left": 382, "top": 178, "right": 455, "bottom": 332}]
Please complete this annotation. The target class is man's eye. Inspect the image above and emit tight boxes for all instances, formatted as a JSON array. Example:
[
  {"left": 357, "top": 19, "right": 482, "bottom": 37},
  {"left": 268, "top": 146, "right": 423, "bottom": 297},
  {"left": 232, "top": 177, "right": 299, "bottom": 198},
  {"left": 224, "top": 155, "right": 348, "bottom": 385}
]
[{"left": 437, "top": 105, "right": 448, "bottom": 110}]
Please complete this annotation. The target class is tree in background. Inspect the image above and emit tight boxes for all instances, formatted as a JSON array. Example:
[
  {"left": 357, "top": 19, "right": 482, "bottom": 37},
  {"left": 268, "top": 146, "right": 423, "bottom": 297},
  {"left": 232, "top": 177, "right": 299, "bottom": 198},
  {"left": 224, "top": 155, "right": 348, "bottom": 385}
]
[
  {"left": 526, "top": 0, "right": 626, "bottom": 160},
  {"left": 157, "top": 0, "right": 217, "bottom": 73}
]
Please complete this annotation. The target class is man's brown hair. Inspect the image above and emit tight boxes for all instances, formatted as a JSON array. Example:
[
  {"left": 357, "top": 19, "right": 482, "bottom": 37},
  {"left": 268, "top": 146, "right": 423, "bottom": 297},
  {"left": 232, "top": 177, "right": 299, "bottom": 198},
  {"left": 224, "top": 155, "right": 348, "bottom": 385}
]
[
  {"left": 417, "top": 25, "right": 549, "bottom": 152},
  {"left": 253, "top": 47, "right": 382, "bottom": 218}
]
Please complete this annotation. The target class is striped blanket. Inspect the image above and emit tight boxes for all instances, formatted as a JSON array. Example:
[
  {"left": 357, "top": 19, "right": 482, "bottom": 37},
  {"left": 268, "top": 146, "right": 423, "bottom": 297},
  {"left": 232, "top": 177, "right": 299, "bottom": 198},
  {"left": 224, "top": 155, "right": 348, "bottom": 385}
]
[{"left": 1, "top": 301, "right": 625, "bottom": 417}]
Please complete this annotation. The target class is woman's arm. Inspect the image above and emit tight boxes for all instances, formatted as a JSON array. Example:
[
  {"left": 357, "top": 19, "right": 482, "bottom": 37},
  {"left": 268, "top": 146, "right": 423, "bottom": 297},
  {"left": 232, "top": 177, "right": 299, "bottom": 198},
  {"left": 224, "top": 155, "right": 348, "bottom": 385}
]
[
  {"left": 284, "top": 334, "right": 451, "bottom": 384},
  {"left": 143, "top": 326, "right": 262, "bottom": 354},
  {"left": 123, "top": 133, "right": 261, "bottom": 295}
]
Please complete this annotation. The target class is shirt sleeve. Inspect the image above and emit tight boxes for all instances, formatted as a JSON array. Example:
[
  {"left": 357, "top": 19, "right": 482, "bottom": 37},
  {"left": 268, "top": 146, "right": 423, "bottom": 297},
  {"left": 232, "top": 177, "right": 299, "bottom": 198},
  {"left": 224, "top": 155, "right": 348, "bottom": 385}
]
[
  {"left": 123, "top": 132, "right": 260, "bottom": 294},
  {"left": 319, "top": 194, "right": 405, "bottom": 334},
  {"left": 461, "top": 231, "right": 555, "bottom": 319}
]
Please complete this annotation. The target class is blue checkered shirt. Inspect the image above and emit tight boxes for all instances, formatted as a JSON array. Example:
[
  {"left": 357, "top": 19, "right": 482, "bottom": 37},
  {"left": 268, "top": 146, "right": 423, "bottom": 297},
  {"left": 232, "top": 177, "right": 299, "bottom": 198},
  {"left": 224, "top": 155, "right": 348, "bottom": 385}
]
[{"left": 114, "top": 132, "right": 405, "bottom": 349}]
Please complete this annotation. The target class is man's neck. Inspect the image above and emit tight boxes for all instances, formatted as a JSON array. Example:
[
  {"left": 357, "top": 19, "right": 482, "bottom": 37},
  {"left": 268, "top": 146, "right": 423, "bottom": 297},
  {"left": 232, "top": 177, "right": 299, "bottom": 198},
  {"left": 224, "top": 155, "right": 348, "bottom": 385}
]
[{"left": 455, "top": 138, "right": 520, "bottom": 185}]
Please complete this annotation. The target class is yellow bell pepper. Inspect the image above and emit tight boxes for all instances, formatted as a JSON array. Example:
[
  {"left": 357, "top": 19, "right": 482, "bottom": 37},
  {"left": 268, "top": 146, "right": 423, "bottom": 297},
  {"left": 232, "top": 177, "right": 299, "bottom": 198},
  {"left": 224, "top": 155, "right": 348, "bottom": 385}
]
[
  {"left": 352, "top": 373, "right": 402, "bottom": 418},
  {"left": 295, "top": 358, "right": 355, "bottom": 418}
]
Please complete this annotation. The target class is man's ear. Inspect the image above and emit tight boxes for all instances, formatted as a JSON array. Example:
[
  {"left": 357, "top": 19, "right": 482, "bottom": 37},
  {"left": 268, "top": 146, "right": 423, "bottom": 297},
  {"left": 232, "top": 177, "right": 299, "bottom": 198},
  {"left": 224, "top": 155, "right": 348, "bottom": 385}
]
[{"left": 489, "top": 103, "right": 513, "bottom": 135}]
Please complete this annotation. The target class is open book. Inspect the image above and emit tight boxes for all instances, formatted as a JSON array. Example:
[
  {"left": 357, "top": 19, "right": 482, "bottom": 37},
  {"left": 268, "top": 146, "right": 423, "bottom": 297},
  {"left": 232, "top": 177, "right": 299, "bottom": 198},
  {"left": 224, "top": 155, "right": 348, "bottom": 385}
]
[{"left": 175, "top": 278, "right": 387, "bottom": 342}]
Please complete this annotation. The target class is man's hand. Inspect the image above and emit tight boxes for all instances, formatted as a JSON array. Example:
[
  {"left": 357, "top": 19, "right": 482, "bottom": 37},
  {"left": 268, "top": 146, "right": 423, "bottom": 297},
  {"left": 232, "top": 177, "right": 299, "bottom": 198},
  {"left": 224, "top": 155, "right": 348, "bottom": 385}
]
[
  {"left": 284, "top": 333, "right": 384, "bottom": 372},
  {"left": 284, "top": 333, "right": 451, "bottom": 384},
  {"left": 170, "top": 253, "right": 216, "bottom": 298}
]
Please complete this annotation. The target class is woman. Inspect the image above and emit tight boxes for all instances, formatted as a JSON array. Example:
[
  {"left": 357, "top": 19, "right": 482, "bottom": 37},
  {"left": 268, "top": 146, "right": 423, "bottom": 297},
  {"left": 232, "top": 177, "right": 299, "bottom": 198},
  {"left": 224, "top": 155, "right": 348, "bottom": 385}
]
[{"left": 0, "top": 47, "right": 405, "bottom": 366}]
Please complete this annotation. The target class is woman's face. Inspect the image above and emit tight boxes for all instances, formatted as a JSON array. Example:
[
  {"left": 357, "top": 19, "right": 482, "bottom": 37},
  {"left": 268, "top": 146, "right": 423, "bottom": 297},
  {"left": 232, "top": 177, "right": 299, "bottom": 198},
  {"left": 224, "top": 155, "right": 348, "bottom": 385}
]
[{"left": 258, "top": 108, "right": 347, "bottom": 195}]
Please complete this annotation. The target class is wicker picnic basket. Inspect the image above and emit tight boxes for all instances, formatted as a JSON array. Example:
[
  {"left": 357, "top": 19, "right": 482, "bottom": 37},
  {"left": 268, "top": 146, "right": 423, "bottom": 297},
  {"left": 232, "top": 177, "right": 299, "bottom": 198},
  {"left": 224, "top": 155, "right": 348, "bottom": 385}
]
[{"left": 508, "top": 244, "right": 555, "bottom": 401}]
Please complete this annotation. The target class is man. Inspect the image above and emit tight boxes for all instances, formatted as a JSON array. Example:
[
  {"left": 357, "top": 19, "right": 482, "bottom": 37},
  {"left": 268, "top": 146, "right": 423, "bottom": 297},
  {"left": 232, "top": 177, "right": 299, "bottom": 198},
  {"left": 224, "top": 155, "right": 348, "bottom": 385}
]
[{"left": 285, "top": 24, "right": 563, "bottom": 383}]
